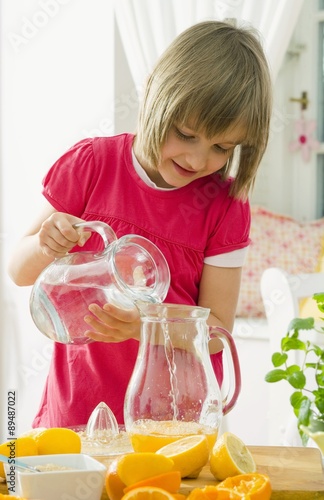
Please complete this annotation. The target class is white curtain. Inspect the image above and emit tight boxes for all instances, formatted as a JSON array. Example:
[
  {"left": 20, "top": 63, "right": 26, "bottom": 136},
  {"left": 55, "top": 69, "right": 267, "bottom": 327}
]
[{"left": 114, "top": 0, "right": 305, "bottom": 88}]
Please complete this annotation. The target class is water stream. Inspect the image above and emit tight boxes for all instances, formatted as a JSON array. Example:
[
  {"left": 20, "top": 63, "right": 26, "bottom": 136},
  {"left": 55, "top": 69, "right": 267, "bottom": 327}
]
[{"left": 162, "top": 322, "right": 179, "bottom": 420}]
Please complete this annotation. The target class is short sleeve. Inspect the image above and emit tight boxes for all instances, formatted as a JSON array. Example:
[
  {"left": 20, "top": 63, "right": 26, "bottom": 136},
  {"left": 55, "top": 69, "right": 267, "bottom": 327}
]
[
  {"left": 42, "top": 138, "right": 96, "bottom": 216},
  {"left": 204, "top": 195, "right": 251, "bottom": 257}
]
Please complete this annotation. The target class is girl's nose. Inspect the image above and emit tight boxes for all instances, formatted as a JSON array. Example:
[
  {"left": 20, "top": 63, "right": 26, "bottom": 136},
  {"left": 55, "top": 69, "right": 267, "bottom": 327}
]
[{"left": 187, "top": 149, "right": 210, "bottom": 171}]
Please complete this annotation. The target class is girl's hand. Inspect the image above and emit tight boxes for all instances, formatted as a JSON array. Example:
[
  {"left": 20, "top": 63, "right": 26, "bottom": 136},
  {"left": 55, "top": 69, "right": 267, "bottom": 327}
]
[
  {"left": 38, "top": 212, "right": 91, "bottom": 258},
  {"left": 83, "top": 303, "right": 141, "bottom": 343}
]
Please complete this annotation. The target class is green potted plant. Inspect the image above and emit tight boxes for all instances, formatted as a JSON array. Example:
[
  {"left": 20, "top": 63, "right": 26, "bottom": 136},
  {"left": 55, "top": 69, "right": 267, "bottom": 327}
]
[{"left": 265, "top": 292, "right": 324, "bottom": 453}]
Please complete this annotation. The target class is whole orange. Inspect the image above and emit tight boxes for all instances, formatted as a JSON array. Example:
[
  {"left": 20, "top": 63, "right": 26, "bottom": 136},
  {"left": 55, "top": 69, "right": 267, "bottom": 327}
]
[{"left": 34, "top": 427, "right": 81, "bottom": 455}]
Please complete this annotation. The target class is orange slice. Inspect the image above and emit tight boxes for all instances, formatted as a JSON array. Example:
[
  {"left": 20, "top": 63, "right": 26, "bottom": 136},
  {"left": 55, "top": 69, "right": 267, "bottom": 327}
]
[
  {"left": 117, "top": 452, "right": 174, "bottom": 486},
  {"left": 123, "top": 471, "right": 181, "bottom": 494},
  {"left": 0, "top": 495, "right": 27, "bottom": 500},
  {"left": 209, "top": 432, "right": 256, "bottom": 481},
  {"left": 121, "top": 486, "right": 177, "bottom": 500}
]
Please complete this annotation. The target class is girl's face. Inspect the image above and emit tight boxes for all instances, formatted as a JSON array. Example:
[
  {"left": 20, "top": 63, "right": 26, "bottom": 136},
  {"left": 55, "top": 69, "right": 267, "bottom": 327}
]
[{"left": 148, "top": 123, "right": 245, "bottom": 188}]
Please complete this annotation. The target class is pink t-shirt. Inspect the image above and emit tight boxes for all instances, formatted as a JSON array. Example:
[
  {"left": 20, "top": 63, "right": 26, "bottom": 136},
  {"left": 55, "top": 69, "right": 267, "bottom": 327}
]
[{"left": 32, "top": 134, "right": 250, "bottom": 428}]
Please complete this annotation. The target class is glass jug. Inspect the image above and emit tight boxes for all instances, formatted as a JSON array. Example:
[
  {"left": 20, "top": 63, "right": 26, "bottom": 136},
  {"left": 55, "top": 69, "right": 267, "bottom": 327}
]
[
  {"left": 124, "top": 303, "right": 241, "bottom": 453},
  {"left": 29, "top": 221, "right": 170, "bottom": 345}
]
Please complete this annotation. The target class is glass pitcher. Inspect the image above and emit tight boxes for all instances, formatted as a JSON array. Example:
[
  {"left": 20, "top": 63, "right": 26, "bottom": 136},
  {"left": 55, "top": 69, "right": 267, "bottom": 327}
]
[
  {"left": 29, "top": 221, "right": 170, "bottom": 345},
  {"left": 124, "top": 303, "right": 241, "bottom": 453}
]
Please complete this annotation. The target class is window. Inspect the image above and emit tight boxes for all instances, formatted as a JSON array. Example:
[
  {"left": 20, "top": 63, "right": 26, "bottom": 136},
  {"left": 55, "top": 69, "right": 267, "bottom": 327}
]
[{"left": 317, "top": 1, "right": 324, "bottom": 216}]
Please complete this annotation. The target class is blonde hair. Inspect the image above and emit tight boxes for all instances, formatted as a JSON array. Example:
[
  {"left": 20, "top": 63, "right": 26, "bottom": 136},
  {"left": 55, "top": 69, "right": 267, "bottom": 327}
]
[{"left": 135, "top": 20, "right": 272, "bottom": 200}]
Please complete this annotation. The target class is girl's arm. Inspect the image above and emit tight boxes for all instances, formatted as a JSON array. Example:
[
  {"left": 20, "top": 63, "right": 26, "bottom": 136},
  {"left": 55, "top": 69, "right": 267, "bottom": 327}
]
[
  {"left": 8, "top": 200, "right": 89, "bottom": 286},
  {"left": 198, "top": 263, "right": 242, "bottom": 353}
]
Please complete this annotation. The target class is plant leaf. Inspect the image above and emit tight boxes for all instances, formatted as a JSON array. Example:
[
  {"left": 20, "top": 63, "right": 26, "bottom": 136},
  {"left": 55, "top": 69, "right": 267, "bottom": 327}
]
[
  {"left": 297, "top": 398, "right": 312, "bottom": 426},
  {"left": 287, "top": 370, "right": 306, "bottom": 389},
  {"left": 315, "top": 392, "right": 324, "bottom": 413},
  {"left": 299, "top": 429, "right": 310, "bottom": 447},
  {"left": 313, "top": 293, "right": 324, "bottom": 313},
  {"left": 288, "top": 317, "right": 315, "bottom": 332},
  {"left": 312, "top": 345, "right": 324, "bottom": 356},
  {"left": 309, "top": 415, "right": 324, "bottom": 432},
  {"left": 286, "top": 364, "right": 301, "bottom": 374},
  {"left": 272, "top": 352, "right": 287, "bottom": 367},
  {"left": 290, "top": 391, "right": 307, "bottom": 409},
  {"left": 265, "top": 369, "right": 287, "bottom": 383},
  {"left": 267, "top": 291, "right": 324, "bottom": 423},
  {"left": 305, "top": 362, "right": 318, "bottom": 369},
  {"left": 282, "top": 336, "right": 306, "bottom": 352},
  {"left": 316, "top": 371, "right": 324, "bottom": 387}
]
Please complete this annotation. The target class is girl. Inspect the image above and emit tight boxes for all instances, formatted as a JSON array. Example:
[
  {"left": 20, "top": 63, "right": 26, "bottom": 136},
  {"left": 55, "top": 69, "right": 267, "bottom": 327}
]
[{"left": 8, "top": 20, "right": 272, "bottom": 427}]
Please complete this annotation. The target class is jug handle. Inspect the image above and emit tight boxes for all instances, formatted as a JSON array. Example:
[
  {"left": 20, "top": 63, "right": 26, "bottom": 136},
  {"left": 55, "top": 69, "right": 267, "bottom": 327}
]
[
  {"left": 73, "top": 221, "right": 117, "bottom": 250},
  {"left": 209, "top": 326, "right": 241, "bottom": 415}
]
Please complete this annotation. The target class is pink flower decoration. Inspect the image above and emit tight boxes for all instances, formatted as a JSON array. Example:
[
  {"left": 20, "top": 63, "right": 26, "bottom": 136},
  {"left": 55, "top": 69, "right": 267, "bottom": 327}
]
[{"left": 289, "top": 118, "right": 320, "bottom": 162}]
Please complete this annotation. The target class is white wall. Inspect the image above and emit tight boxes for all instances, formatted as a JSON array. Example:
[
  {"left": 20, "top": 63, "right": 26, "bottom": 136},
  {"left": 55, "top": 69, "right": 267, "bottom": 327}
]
[
  {"left": 1, "top": 0, "right": 114, "bottom": 440},
  {"left": 222, "top": 321, "right": 272, "bottom": 446}
]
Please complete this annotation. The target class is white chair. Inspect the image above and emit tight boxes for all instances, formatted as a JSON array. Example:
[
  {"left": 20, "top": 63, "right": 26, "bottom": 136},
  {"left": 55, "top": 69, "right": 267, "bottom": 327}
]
[{"left": 260, "top": 267, "right": 324, "bottom": 445}]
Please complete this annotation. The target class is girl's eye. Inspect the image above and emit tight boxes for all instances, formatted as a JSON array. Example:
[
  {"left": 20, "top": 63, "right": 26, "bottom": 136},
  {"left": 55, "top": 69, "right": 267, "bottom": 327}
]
[
  {"left": 214, "top": 145, "right": 230, "bottom": 155},
  {"left": 174, "top": 128, "right": 194, "bottom": 141}
]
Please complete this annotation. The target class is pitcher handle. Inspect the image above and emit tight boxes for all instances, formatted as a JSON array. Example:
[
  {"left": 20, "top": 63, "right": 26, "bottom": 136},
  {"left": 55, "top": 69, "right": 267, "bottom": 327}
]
[
  {"left": 73, "top": 221, "right": 117, "bottom": 250},
  {"left": 209, "top": 326, "right": 241, "bottom": 415}
]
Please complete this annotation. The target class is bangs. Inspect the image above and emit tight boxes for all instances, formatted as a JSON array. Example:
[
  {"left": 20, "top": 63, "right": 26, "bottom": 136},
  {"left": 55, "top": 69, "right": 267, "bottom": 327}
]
[
  {"left": 163, "top": 55, "right": 266, "bottom": 149},
  {"left": 171, "top": 87, "right": 259, "bottom": 148}
]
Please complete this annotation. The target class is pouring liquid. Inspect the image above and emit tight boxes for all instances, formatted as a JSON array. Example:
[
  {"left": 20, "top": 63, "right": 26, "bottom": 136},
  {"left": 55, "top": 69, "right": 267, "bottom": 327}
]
[{"left": 163, "top": 323, "right": 180, "bottom": 420}]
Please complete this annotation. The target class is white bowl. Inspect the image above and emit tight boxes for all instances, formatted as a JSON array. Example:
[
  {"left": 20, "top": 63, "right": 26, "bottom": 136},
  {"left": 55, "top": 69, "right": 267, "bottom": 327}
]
[{"left": 4, "top": 453, "right": 106, "bottom": 500}]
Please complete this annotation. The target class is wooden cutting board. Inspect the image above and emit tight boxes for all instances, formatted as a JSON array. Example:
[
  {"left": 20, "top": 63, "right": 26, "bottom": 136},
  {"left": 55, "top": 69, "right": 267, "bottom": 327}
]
[
  {"left": 0, "top": 446, "right": 323, "bottom": 499},
  {"left": 180, "top": 446, "right": 324, "bottom": 500}
]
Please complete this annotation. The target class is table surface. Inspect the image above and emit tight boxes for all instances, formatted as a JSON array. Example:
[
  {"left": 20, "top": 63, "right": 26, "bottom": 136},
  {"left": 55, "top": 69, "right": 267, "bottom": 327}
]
[
  {"left": 181, "top": 446, "right": 324, "bottom": 500},
  {"left": 1, "top": 445, "right": 323, "bottom": 499}
]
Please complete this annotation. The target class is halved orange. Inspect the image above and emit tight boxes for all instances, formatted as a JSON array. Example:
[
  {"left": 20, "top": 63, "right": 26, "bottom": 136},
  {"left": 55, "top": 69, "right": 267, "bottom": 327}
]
[
  {"left": 209, "top": 432, "right": 256, "bottom": 481},
  {"left": 187, "top": 473, "right": 271, "bottom": 500},
  {"left": 121, "top": 486, "right": 177, "bottom": 500},
  {"left": 123, "top": 471, "right": 181, "bottom": 494},
  {"left": 217, "top": 473, "right": 271, "bottom": 499},
  {"left": 156, "top": 435, "right": 209, "bottom": 478}
]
